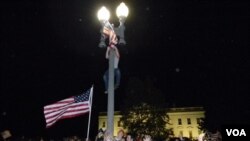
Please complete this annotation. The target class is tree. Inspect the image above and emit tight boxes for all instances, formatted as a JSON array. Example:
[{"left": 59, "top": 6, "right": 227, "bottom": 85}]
[
  {"left": 198, "top": 118, "right": 206, "bottom": 132},
  {"left": 120, "top": 77, "right": 170, "bottom": 141},
  {"left": 198, "top": 109, "right": 221, "bottom": 133}
]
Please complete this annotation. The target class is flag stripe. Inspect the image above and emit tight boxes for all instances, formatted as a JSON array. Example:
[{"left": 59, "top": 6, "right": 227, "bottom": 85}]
[
  {"left": 44, "top": 98, "right": 74, "bottom": 109},
  {"left": 44, "top": 101, "right": 87, "bottom": 115},
  {"left": 102, "top": 25, "right": 117, "bottom": 46},
  {"left": 45, "top": 103, "right": 89, "bottom": 125},
  {"left": 45, "top": 103, "right": 89, "bottom": 120},
  {"left": 46, "top": 108, "right": 90, "bottom": 127},
  {"left": 46, "top": 111, "right": 89, "bottom": 128}
]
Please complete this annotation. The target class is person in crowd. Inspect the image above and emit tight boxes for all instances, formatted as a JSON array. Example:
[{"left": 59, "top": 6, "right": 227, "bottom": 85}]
[
  {"left": 104, "top": 130, "right": 113, "bottom": 141},
  {"left": 114, "top": 130, "right": 125, "bottom": 141},
  {"left": 143, "top": 135, "right": 152, "bottom": 141},
  {"left": 126, "top": 133, "right": 133, "bottom": 141},
  {"left": 95, "top": 129, "right": 104, "bottom": 141}
]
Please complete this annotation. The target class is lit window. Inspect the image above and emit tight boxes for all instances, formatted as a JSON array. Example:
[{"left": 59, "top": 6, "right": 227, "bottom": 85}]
[
  {"left": 187, "top": 118, "right": 191, "bottom": 124},
  {"left": 102, "top": 122, "right": 106, "bottom": 127},
  {"left": 118, "top": 120, "right": 121, "bottom": 127},
  {"left": 189, "top": 131, "right": 193, "bottom": 138},
  {"left": 178, "top": 118, "right": 182, "bottom": 125}
]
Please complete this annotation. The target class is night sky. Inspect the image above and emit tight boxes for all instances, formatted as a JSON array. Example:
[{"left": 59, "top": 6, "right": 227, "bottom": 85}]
[{"left": 1, "top": 0, "right": 249, "bottom": 139}]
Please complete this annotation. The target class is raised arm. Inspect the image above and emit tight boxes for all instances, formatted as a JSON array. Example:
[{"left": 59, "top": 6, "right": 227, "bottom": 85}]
[{"left": 105, "top": 47, "right": 110, "bottom": 59}]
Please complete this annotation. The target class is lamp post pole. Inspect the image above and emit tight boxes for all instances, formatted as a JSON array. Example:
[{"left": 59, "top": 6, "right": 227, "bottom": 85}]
[
  {"left": 107, "top": 48, "right": 115, "bottom": 135},
  {"left": 97, "top": 3, "right": 128, "bottom": 135}
]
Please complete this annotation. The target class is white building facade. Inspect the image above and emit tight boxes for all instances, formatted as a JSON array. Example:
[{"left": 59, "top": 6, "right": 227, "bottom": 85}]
[{"left": 98, "top": 107, "right": 205, "bottom": 139}]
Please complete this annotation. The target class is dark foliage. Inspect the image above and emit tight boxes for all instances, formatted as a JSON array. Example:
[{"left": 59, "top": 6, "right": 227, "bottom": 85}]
[{"left": 120, "top": 77, "right": 170, "bottom": 140}]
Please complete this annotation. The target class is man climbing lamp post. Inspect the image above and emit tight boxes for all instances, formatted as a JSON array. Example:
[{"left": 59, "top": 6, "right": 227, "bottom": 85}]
[{"left": 97, "top": 2, "right": 129, "bottom": 135}]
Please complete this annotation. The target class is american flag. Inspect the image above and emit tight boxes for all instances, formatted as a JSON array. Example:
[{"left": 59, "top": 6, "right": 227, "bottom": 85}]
[
  {"left": 44, "top": 87, "right": 93, "bottom": 128},
  {"left": 103, "top": 25, "right": 118, "bottom": 46}
]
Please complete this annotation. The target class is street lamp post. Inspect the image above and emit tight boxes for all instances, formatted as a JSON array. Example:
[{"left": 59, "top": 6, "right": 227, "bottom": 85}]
[{"left": 97, "top": 2, "right": 128, "bottom": 135}]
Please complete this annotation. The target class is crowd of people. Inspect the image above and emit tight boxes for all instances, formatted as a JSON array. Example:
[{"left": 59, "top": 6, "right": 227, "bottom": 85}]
[
  {"left": 94, "top": 129, "right": 222, "bottom": 141},
  {"left": 1, "top": 128, "right": 222, "bottom": 141},
  {"left": 94, "top": 129, "right": 153, "bottom": 141},
  {"left": 0, "top": 134, "right": 86, "bottom": 141}
]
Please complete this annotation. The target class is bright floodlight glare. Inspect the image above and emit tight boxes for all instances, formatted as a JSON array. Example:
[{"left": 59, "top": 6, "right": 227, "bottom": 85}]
[
  {"left": 97, "top": 6, "right": 110, "bottom": 21},
  {"left": 116, "top": 2, "right": 129, "bottom": 18}
]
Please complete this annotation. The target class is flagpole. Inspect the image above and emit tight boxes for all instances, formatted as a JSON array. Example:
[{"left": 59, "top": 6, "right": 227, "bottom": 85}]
[{"left": 86, "top": 86, "right": 94, "bottom": 141}]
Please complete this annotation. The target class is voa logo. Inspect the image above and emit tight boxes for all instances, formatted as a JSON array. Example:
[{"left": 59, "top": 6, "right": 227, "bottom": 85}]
[{"left": 226, "top": 129, "right": 246, "bottom": 136}]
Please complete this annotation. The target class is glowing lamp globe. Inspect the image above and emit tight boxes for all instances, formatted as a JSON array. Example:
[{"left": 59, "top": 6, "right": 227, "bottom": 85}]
[
  {"left": 97, "top": 6, "right": 110, "bottom": 21},
  {"left": 116, "top": 2, "right": 129, "bottom": 18}
]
